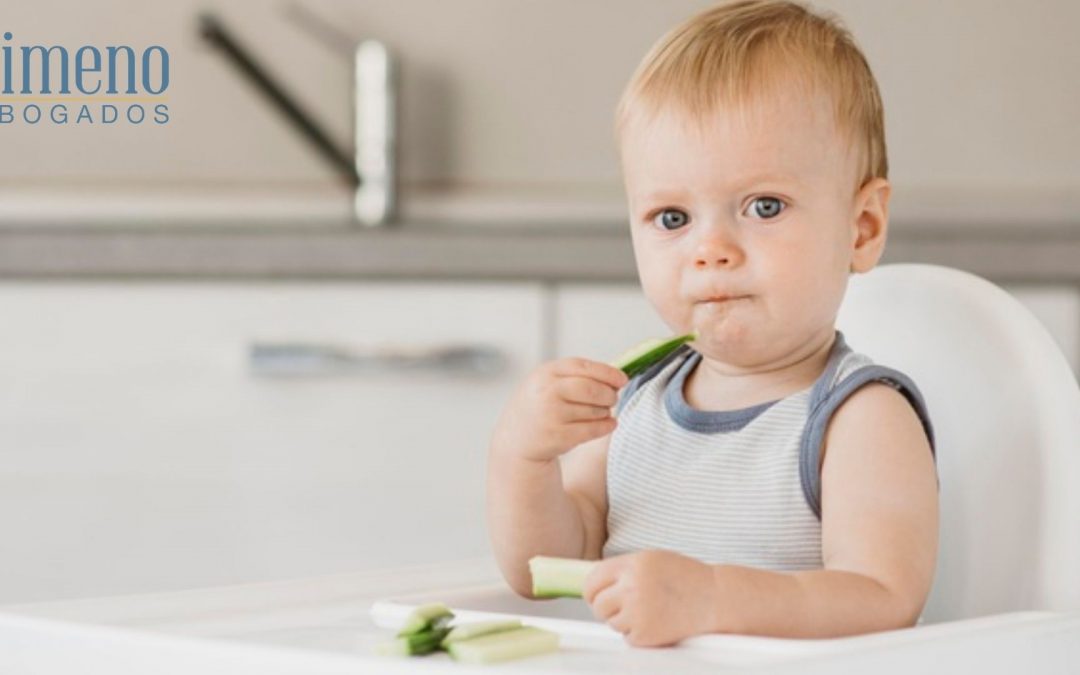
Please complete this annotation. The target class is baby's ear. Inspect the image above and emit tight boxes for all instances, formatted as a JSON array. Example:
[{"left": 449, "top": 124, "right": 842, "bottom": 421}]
[{"left": 849, "top": 177, "right": 890, "bottom": 274}]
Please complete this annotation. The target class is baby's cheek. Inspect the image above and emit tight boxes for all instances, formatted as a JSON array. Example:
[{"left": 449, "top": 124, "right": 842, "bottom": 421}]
[
  {"left": 647, "top": 289, "right": 690, "bottom": 334},
  {"left": 783, "top": 265, "right": 846, "bottom": 325},
  {"left": 638, "top": 264, "right": 688, "bottom": 328}
]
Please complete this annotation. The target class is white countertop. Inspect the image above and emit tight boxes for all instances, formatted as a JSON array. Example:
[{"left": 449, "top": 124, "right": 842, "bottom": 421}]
[{"left": 2, "top": 556, "right": 1079, "bottom": 674}]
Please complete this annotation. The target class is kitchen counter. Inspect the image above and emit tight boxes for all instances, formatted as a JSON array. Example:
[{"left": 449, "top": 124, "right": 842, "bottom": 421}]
[
  {"left": 0, "top": 221, "right": 1079, "bottom": 284},
  {"left": 2, "top": 557, "right": 1078, "bottom": 674}
]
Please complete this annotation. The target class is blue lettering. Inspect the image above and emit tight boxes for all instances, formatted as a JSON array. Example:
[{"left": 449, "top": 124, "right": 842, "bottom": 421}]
[
  {"left": 20, "top": 45, "right": 70, "bottom": 94},
  {"left": 141, "top": 46, "right": 168, "bottom": 94},
  {"left": 2, "top": 32, "right": 12, "bottom": 94},
  {"left": 105, "top": 45, "right": 135, "bottom": 94},
  {"left": 75, "top": 46, "right": 101, "bottom": 95},
  {"left": 23, "top": 103, "right": 41, "bottom": 124},
  {"left": 126, "top": 104, "right": 145, "bottom": 124},
  {"left": 1, "top": 35, "right": 170, "bottom": 121}
]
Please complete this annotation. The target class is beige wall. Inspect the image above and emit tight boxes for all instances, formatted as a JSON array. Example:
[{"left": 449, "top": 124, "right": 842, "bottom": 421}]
[{"left": 0, "top": 0, "right": 1077, "bottom": 216}]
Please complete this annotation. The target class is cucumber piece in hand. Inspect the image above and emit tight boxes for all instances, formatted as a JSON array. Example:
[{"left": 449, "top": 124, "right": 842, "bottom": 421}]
[
  {"left": 376, "top": 626, "right": 452, "bottom": 657},
  {"left": 396, "top": 602, "right": 454, "bottom": 637},
  {"left": 440, "top": 619, "right": 523, "bottom": 647},
  {"left": 529, "top": 556, "right": 598, "bottom": 598},
  {"left": 446, "top": 626, "right": 560, "bottom": 665},
  {"left": 613, "top": 332, "right": 698, "bottom": 377}
]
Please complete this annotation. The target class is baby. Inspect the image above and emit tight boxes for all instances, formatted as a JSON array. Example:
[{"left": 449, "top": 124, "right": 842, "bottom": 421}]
[{"left": 487, "top": 0, "right": 939, "bottom": 647}]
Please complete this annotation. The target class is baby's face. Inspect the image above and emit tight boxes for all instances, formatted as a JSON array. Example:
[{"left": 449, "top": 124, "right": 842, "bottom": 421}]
[{"left": 619, "top": 89, "right": 871, "bottom": 368}]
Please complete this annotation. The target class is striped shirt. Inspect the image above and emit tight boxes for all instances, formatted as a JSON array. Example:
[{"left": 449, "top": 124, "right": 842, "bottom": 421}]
[{"left": 602, "top": 330, "right": 936, "bottom": 571}]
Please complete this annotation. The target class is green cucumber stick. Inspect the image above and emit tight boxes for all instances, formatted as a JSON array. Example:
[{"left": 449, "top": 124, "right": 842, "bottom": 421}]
[
  {"left": 396, "top": 602, "right": 454, "bottom": 637},
  {"left": 612, "top": 331, "right": 698, "bottom": 378},
  {"left": 440, "top": 619, "right": 523, "bottom": 646},
  {"left": 446, "top": 626, "right": 560, "bottom": 665},
  {"left": 529, "top": 556, "right": 598, "bottom": 599},
  {"left": 376, "top": 626, "right": 452, "bottom": 657}
]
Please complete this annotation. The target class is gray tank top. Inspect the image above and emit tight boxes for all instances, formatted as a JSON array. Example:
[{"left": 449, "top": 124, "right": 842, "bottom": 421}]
[{"left": 603, "top": 330, "right": 936, "bottom": 571}]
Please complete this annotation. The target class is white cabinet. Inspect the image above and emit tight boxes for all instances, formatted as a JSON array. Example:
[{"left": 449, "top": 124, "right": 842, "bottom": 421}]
[
  {"left": 553, "top": 283, "right": 669, "bottom": 360},
  {"left": 0, "top": 281, "right": 543, "bottom": 604}
]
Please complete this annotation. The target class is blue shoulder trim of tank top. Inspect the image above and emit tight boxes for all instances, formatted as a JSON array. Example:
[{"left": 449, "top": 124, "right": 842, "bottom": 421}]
[
  {"left": 798, "top": 365, "right": 938, "bottom": 521},
  {"left": 615, "top": 330, "right": 852, "bottom": 427},
  {"left": 661, "top": 331, "right": 852, "bottom": 433},
  {"left": 614, "top": 343, "right": 695, "bottom": 416},
  {"left": 664, "top": 352, "right": 780, "bottom": 433}
]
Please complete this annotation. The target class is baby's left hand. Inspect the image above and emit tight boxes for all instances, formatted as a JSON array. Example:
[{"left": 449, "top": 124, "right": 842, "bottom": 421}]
[{"left": 582, "top": 550, "right": 719, "bottom": 647}]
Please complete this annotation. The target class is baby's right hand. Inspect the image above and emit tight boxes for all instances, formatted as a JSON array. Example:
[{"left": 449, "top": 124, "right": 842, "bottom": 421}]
[{"left": 491, "top": 357, "right": 630, "bottom": 463}]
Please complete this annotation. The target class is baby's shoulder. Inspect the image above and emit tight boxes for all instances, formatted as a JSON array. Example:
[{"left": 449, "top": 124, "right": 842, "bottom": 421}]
[
  {"left": 809, "top": 343, "right": 930, "bottom": 431},
  {"left": 801, "top": 340, "right": 938, "bottom": 518}
]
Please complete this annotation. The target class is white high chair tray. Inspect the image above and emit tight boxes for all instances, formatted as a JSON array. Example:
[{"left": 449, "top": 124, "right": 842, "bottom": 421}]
[
  {"left": 369, "top": 582, "right": 1075, "bottom": 667},
  {"left": 2, "top": 557, "right": 1077, "bottom": 674}
]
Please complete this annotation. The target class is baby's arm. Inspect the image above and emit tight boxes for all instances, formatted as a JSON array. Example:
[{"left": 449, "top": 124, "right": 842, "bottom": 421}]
[
  {"left": 779, "top": 380, "right": 939, "bottom": 635},
  {"left": 560, "top": 433, "right": 612, "bottom": 561},
  {"left": 583, "top": 381, "right": 938, "bottom": 644},
  {"left": 486, "top": 358, "right": 626, "bottom": 597}
]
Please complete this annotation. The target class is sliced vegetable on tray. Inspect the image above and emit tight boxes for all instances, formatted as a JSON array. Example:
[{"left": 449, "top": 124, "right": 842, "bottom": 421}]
[{"left": 376, "top": 602, "right": 559, "bottom": 664}]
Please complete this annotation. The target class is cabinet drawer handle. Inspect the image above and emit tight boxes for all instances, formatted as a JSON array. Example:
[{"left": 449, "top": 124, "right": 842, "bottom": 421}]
[{"left": 248, "top": 342, "right": 507, "bottom": 377}]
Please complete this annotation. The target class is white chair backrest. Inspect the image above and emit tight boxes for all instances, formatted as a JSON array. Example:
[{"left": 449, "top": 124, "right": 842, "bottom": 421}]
[{"left": 837, "top": 264, "right": 1080, "bottom": 622}]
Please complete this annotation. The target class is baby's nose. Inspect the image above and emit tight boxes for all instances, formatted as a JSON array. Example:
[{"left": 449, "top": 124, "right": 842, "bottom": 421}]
[
  {"left": 692, "top": 234, "right": 743, "bottom": 268},
  {"left": 695, "top": 254, "right": 733, "bottom": 268}
]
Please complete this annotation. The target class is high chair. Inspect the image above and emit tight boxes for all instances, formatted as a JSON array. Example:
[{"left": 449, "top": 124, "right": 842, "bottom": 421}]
[
  {"left": 836, "top": 262, "right": 1080, "bottom": 622},
  {"left": 371, "top": 264, "right": 1080, "bottom": 670}
]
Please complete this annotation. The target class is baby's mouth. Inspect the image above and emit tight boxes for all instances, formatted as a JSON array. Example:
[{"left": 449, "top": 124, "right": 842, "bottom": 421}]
[
  {"left": 693, "top": 296, "right": 751, "bottom": 329},
  {"left": 698, "top": 295, "right": 750, "bottom": 305}
]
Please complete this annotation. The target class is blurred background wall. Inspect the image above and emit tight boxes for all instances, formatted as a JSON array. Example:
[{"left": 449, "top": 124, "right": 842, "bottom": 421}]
[
  {"left": 0, "top": 0, "right": 1077, "bottom": 605},
  {"left": 0, "top": 0, "right": 1076, "bottom": 223}
]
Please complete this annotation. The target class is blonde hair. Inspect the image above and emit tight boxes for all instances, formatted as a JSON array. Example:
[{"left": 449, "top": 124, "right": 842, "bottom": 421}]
[{"left": 615, "top": 0, "right": 887, "bottom": 191}]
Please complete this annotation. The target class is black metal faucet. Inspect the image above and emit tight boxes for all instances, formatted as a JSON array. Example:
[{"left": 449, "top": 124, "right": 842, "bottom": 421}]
[{"left": 198, "top": 11, "right": 397, "bottom": 226}]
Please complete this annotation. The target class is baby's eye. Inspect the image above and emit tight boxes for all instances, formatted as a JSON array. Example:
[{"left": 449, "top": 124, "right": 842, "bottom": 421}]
[
  {"left": 745, "top": 196, "right": 785, "bottom": 220},
  {"left": 652, "top": 208, "right": 690, "bottom": 231}
]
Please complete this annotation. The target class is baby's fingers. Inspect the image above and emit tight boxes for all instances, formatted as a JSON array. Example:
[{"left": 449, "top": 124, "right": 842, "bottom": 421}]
[
  {"left": 557, "top": 418, "right": 617, "bottom": 448},
  {"left": 555, "top": 376, "right": 621, "bottom": 408},
  {"left": 607, "top": 610, "right": 633, "bottom": 638},
  {"left": 588, "top": 584, "right": 622, "bottom": 623},
  {"left": 552, "top": 357, "right": 629, "bottom": 390},
  {"left": 557, "top": 402, "right": 614, "bottom": 423},
  {"left": 582, "top": 558, "right": 622, "bottom": 605}
]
